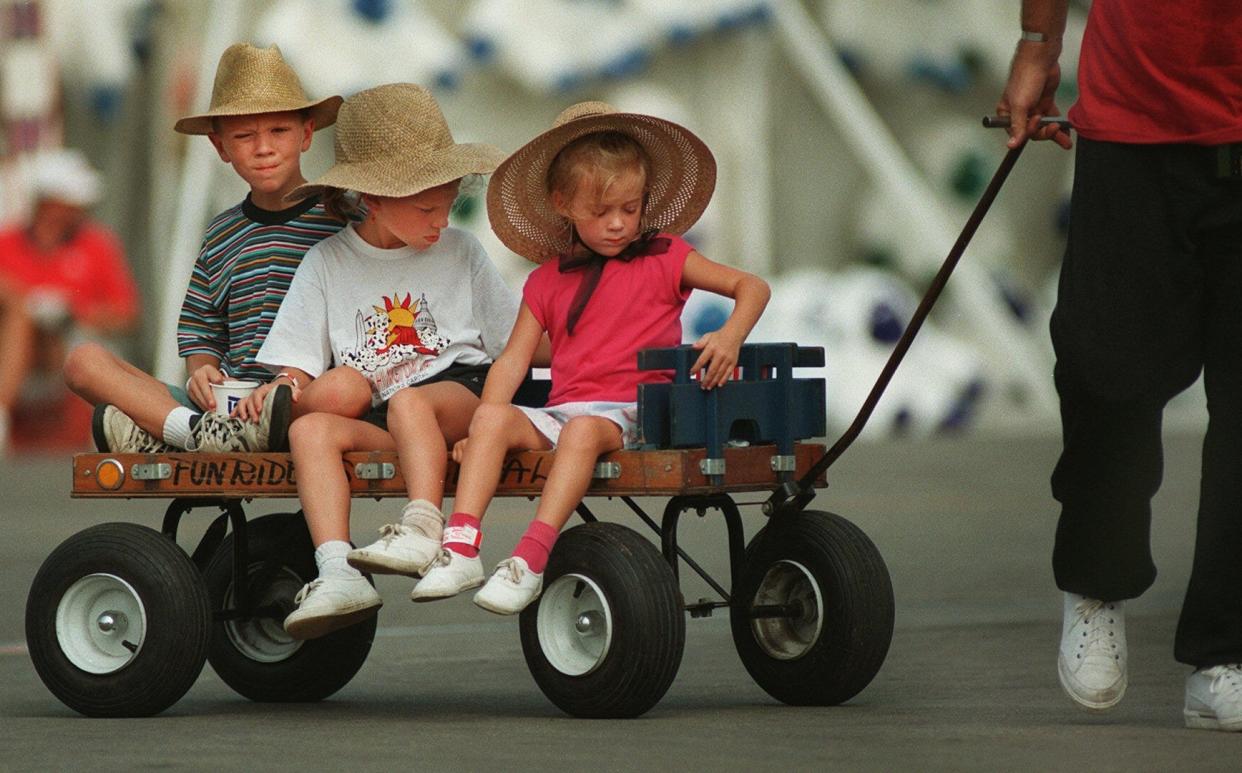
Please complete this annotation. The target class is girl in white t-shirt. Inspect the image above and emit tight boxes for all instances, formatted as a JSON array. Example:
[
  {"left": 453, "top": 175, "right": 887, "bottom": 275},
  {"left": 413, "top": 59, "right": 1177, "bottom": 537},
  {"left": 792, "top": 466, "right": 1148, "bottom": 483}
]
[{"left": 245, "top": 83, "right": 516, "bottom": 639}]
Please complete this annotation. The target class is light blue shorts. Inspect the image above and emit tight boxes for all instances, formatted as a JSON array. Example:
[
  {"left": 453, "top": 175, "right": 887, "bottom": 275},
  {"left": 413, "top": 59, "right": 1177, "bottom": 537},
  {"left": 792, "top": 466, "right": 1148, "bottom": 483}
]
[{"left": 516, "top": 401, "right": 640, "bottom": 449}]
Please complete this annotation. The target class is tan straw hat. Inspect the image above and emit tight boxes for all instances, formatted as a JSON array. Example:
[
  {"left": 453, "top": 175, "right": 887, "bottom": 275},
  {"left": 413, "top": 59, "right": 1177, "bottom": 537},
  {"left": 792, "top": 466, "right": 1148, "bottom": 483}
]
[
  {"left": 487, "top": 101, "right": 716, "bottom": 263},
  {"left": 288, "top": 82, "right": 506, "bottom": 201},
  {"left": 174, "top": 43, "right": 342, "bottom": 135}
]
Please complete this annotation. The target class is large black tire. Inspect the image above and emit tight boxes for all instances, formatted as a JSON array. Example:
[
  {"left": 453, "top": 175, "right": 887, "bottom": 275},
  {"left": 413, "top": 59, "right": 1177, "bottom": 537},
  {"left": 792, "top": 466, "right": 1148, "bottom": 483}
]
[
  {"left": 730, "top": 510, "right": 894, "bottom": 705},
  {"left": 25, "top": 523, "right": 212, "bottom": 717},
  {"left": 519, "top": 522, "right": 685, "bottom": 718},
  {"left": 202, "top": 512, "right": 376, "bottom": 702}
]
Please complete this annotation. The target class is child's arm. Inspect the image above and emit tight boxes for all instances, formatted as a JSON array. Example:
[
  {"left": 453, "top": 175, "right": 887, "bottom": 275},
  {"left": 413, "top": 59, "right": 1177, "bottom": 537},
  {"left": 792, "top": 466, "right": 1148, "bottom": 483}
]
[
  {"left": 185, "top": 353, "right": 226, "bottom": 411},
  {"left": 681, "top": 251, "right": 771, "bottom": 389},
  {"left": 481, "top": 304, "right": 544, "bottom": 404}
]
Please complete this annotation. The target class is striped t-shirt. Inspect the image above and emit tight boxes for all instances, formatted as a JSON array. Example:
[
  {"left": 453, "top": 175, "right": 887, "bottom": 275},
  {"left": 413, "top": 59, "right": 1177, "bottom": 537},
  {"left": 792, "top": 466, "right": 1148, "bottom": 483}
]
[{"left": 177, "top": 194, "right": 346, "bottom": 382}]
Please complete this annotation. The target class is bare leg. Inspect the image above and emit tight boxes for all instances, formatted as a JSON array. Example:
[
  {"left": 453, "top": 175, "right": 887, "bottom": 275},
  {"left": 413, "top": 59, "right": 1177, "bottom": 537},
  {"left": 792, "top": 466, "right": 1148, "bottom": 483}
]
[
  {"left": 293, "top": 366, "right": 372, "bottom": 420},
  {"left": 0, "top": 298, "right": 36, "bottom": 411},
  {"left": 385, "top": 382, "right": 482, "bottom": 509},
  {"left": 531, "top": 417, "right": 623, "bottom": 530},
  {"left": 288, "top": 413, "right": 396, "bottom": 546},
  {"left": 62, "top": 342, "right": 184, "bottom": 437},
  {"left": 454, "top": 403, "right": 550, "bottom": 517}
]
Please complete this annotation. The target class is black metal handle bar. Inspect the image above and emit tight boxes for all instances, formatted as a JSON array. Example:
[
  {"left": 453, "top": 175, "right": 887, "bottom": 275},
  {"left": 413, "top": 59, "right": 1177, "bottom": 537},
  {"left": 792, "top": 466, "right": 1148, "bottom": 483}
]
[{"left": 763, "top": 118, "right": 1069, "bottom": 518}]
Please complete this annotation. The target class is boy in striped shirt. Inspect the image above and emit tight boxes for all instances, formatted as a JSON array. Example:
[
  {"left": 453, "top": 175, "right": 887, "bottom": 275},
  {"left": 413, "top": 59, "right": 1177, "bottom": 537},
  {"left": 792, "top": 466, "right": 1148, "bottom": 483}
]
[{"left": 63, "top": 44, "right": 348, "bottom": 453}]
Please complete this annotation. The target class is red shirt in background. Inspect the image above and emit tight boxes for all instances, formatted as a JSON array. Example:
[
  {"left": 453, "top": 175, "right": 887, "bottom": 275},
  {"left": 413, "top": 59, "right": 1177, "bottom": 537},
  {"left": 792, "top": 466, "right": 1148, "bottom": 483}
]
[
  {"left": 0, "top": 222, "right": 139, "bottom": 327},
  {"left": 1069, "top": 0, "right": 1242, "bottom": 145},
  {"left": 523, "top": 233, "right": 692, "bottom": 406}
]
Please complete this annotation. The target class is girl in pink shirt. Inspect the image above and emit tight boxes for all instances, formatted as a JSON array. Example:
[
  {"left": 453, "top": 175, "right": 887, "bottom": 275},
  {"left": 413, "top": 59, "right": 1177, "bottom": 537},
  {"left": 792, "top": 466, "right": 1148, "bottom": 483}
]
[{"left": 406, "top": 101, "right": 770, "bottom": 614}]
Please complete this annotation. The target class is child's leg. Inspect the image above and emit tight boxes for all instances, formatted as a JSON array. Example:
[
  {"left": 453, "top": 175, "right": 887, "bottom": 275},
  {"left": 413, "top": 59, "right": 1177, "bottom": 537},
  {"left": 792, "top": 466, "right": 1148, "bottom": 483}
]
[
  {"left": 474, "top": 416, "right": 623, "bottom": 616},
  {"left": 409, "top": 403, "right": 548, "bottom": 602},
  {"left": 62, "top": 342, "right": 185, "bottom": 436},
  {"left": 283, "top": 412, "right": 392, "bottom": 640},
  {"left": 0, "top": 297, "right": 35, "bottom": 413},
  {"left": 347, "top": 382, "right": 479, "bottom": 578},
  {"left": 292, "top": 366, "right": 372, "bottom": 421}
]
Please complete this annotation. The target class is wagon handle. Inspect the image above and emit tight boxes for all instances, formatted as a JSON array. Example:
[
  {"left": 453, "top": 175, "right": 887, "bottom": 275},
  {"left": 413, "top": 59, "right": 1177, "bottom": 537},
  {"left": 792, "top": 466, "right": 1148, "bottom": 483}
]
[{"left": 763, "top": 119, "right": 1069, "bottom": 518}]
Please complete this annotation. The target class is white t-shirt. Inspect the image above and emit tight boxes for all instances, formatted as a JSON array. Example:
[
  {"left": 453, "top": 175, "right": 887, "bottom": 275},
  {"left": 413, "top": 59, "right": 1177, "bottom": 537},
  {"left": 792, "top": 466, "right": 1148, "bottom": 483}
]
[{"left": 256, "top": 225, "right": 519, "bottom": 404}]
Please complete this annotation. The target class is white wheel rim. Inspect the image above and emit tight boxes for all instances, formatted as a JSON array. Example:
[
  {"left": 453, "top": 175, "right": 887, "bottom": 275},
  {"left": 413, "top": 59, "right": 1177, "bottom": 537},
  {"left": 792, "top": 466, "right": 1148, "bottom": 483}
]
[
  {"left": 749, "top": 560, "right": 824, "bottom": 661},
  {"left": 223, "top": 564, "right": 304, "bottom": 663},
  {"left": 55, "top": 573, "right": 147, "bottom": 674},
  {"left": 537, "top": 573, "right": 613, "bottom": 676}
]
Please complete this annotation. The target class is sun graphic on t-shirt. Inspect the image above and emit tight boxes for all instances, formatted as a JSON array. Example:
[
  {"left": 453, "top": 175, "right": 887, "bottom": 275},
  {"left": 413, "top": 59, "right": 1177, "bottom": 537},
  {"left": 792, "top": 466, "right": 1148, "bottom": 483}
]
[{"left": 373, "top": 292, "right": 434, "bottom": 355}]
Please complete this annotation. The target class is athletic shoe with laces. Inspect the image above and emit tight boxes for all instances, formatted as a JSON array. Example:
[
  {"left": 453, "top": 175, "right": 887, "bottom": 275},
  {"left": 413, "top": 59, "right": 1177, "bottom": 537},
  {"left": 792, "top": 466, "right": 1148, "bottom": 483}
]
[
  {"left": 191, "top": 384, "right": 292, "bottom": 452},
  {"left": 473, "top": 556, "right": 543, "bottom": 615},
  {"left": 1184, "top": 664, "right": 1242, "bottom": 732},
  {"left": 93, "top": 404, "right": 175, "bottom": 453},
  {"left": 1058, "top": 592, "right": 1127, "bottom": 711},
  {"left": 283, "top": 574, "right": 382, "bottom": 640},
  {"left": 409, "top": 548, "right": 484, "bottom": 602},
  {"left": 348, "top": 522, "right": 441, "bottom": 577}
]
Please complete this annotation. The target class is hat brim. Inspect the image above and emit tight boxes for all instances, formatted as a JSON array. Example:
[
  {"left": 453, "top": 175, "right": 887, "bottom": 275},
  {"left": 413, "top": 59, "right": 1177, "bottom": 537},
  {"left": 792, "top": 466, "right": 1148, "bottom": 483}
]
[
  {"left": 287, "top": 142, "right": 506, "bottom": 202},
  {"left": 174, "top": 95, "right": 343, "bottom": 135},
  {"left": 486, "top": 111, "right": 716, "bottom": 263}
]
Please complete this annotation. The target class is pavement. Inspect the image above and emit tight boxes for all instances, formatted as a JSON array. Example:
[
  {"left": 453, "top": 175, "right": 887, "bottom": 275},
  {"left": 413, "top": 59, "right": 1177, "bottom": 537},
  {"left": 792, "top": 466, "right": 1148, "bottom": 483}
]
[{"left": 1, "top": 431, "right": 1238, "bottom": 771}]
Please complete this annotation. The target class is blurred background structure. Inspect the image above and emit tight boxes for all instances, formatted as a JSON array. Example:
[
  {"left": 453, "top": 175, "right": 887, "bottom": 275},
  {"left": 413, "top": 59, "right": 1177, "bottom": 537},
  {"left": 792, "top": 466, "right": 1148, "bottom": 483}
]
[{"left": 1, "top": 0, "right": 1131, "bottom": 455}]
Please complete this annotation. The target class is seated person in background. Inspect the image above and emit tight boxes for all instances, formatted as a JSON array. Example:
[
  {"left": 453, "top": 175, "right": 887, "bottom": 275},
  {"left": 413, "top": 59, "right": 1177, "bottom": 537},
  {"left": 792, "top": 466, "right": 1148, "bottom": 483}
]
[{"left": 0, "top": 149, "right": 138, "bottom": 453}]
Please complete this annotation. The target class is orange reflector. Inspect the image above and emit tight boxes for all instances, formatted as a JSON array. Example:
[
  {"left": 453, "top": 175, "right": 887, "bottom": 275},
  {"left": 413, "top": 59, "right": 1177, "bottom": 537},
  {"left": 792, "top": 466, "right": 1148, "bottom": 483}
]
[{"left": 95, "top": 459, "right": 124, "bottom": 490}]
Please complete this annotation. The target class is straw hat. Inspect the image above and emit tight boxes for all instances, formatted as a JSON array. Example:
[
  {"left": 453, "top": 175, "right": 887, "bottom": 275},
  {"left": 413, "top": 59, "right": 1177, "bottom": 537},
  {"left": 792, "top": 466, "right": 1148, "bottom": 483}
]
[
  {"left": 486, "top": 101, "right": 716, "bottom": 263},
  {"left": 174, "top": 43, "right": 342, "bottom": 135},
  {"left": 288, "top": 83, "right": 506, "bottom": 201}
]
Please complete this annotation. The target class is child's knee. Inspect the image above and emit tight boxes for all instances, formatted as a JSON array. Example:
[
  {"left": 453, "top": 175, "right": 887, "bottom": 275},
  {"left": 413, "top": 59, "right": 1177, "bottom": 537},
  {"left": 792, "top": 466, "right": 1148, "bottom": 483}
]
[
  {"left": 557, "top": 416, "right": 613, "bottom": 450},
  {"left": 288, "top": 413, "right": 343, "bottom": 451},
  {"left": 61, "top": 342, "right": 109, "bottom": 392}
]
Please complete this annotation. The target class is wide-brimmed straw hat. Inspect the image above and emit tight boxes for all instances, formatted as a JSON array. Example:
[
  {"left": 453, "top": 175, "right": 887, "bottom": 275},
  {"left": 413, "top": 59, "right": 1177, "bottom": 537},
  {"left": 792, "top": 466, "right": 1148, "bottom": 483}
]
[
  {"left": 288, "top": 82, "right": 506, "bottom": 201},
  {"left": 487, "top": 101, "right": 716, "bottom": 263},
  {"left": 174, "top": 43, "right": 342, "bottom": 135}
]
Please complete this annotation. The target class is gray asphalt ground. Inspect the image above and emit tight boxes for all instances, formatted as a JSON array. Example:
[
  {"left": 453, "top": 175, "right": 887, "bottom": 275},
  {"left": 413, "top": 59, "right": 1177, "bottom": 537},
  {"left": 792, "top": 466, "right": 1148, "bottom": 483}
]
[{"left": 2, "top": 431, "right": 1237, "bottom": 771}]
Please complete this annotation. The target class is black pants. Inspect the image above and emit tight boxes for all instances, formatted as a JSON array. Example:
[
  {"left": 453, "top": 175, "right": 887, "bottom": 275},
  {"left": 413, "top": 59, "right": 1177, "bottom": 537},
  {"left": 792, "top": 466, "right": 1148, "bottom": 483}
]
[{"left": 1050, "top": 138, "right": 1242, "bottom": 668}]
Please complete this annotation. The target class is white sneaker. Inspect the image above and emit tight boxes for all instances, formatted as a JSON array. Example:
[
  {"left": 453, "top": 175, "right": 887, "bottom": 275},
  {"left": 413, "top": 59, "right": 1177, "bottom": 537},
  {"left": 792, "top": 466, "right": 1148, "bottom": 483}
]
[
  {"left": 409, "top": 548, "right": 484, "bottom": 602},
  {"left": 348, "top": 523, "right": 440, "bottom": 577},
  {"left": 283, "top": 575, "right": 382, "bottom": 640},
  {"left": 94, "top": 404, "right": 175, "bottom": 453},
  {"left": 1184, "top": 664, "right": 1242, "bottom": 732},
  {"left": 1057, "top": 592, "right": 1127, "bottom": 711},
  {"left": 473, "top": 557, "right": 543, "bottom": 616}
]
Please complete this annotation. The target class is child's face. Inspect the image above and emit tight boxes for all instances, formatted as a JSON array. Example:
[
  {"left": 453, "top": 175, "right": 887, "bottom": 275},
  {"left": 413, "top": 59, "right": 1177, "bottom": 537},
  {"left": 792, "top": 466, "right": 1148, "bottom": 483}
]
[
  {"left": 367, "top": 181, "right": 460, "bottom": 250},
  {"left": 553, "top": 169, "right": 645, "bottom": 257},
  {"left": 208, "top": 111, "right": 313, "bottom": 206}
]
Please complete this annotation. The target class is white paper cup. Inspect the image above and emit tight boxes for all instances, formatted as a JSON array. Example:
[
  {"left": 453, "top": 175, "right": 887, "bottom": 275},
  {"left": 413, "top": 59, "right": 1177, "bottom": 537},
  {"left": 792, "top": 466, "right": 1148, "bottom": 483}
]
[{"left": 210, "top": 379, "right": 259, "bottom": 416}]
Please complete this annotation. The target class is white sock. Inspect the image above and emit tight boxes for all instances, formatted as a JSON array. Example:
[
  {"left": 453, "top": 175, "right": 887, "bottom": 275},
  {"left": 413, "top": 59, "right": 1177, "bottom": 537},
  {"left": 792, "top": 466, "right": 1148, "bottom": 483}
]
[
  {"left": 400, "top": 499, "right": 445, "bottom": 539},
  {"left": 162, "top": 407, "right": 199, "bottom": 450},
  {"left": 314, "top": 539, "right": 361, "bottom": 579}
]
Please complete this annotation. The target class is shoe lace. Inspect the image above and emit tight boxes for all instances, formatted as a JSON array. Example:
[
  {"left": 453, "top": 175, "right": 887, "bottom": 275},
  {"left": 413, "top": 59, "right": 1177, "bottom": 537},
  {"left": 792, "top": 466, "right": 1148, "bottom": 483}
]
[
  {"left": 1074, "top": 598, "right": 1122, "bottom": 661},
  {"left": 195, "top": 411, "right": 259, "bottom": 452},
  {"left": 293, "top": 579, "right": 322, "bottom": 604},
  {"left": 494, "top": 557, "right": 523, "bottom": 584},
  {"left": 376, "top": 522, "right": 409, "bottom": 545},
  {"left": 1209, "top": 664, "right": 1242, "bottom": 695},
  {"left": 429, "top": 548, "right": 452, "bottom": 569}
]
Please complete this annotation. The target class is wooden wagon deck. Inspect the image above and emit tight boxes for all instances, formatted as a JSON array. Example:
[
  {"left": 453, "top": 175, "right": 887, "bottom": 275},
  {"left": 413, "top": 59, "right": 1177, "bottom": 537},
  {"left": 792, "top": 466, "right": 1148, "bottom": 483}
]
[{"left": 72, "top": 442, "right": 826, "bottom": 499}]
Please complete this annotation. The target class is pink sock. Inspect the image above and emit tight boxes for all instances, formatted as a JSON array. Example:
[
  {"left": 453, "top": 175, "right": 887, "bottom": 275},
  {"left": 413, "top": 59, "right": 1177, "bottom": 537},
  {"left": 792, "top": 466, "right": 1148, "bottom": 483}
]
[
  {"left": 513, "top": 520, "right": 559, "bottom": 574},
  {"left": 443, "top": 512, "right": 482, "bottom": 558}
]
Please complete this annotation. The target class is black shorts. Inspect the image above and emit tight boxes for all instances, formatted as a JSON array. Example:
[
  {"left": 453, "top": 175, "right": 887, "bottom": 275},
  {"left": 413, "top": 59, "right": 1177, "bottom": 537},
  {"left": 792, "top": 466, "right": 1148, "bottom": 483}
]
[{"left": 362, "top": 362, "right": 490, "bottom": 430}]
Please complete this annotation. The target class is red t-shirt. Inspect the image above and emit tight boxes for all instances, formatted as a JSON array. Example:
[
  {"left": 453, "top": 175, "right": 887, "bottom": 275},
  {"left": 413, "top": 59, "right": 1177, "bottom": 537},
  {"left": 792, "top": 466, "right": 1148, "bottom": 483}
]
[
  {"left": 1069, "top": 0, "right": 1242, "bottom": 145},
  {"left": 523, "top": 233, "right": 692, "bottom": 406},
  {"left": 0, "top": 223, "right": 139, "bottom": 325}
]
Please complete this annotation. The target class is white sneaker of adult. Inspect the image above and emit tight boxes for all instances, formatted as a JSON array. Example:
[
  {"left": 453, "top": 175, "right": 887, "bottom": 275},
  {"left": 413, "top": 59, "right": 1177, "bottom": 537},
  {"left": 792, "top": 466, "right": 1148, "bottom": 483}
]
[
  {"left": 348, "top": 522, "right": 441, "bottom": 577},
  {"left": 473, "top": 557, "right": 543, "bottom": 616},
  {"left": 1057, "top": 592, "right": 1127, "bottom": 712},
  {"left": 1184, "top": 664, "right": 1242, "bottom": 732},
  {"left": 283, "top": 575, "right": 382, "bottom": 640},
  {"left": 409, "top": 548, "right": 484, "bottom": 602}
]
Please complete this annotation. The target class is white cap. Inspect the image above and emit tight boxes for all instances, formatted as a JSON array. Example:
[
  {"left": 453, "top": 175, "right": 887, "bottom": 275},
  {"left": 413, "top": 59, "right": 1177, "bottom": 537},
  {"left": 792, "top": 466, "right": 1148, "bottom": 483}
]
[{"left": 30, "top": 148, "right": 101, "bottom": 207}]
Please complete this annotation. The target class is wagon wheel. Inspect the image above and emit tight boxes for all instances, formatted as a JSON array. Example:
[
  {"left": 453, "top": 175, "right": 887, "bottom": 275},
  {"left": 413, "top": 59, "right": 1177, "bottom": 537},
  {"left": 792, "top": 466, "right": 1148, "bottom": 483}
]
[
  {"left": 25, "top": 523, "right": 212, "bottom": 717},
  {"left": 730, "top": 510, "right": 893, "bottom": 705},
  {"left": 519, "top": 522, "right": 685, "bottom": 718},
  {"left": 203, "top": 512, "right": 376, "bottom": 702}
]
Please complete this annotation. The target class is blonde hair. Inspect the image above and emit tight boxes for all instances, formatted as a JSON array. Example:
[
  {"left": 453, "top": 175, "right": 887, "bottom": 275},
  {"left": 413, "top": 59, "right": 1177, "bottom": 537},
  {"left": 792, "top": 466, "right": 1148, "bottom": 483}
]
[{"left": 547, "top": 131, "right": 651, "bottom": 218}]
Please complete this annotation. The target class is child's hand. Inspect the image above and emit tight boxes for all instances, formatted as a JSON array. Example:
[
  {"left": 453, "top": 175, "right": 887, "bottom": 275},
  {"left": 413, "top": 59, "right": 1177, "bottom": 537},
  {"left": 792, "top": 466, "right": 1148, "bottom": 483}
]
[
  {"left": 187, "top": 364, "right": 225, "bottom": 411},
  {"left": 452, "top": 437, "right": 469, "bottom": 464},
  {"left": 234, "top": 382, "right": 276, "bottom": 423},
  {"left": 690, "top": 330, "right": 743, "bottom": 390}
]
